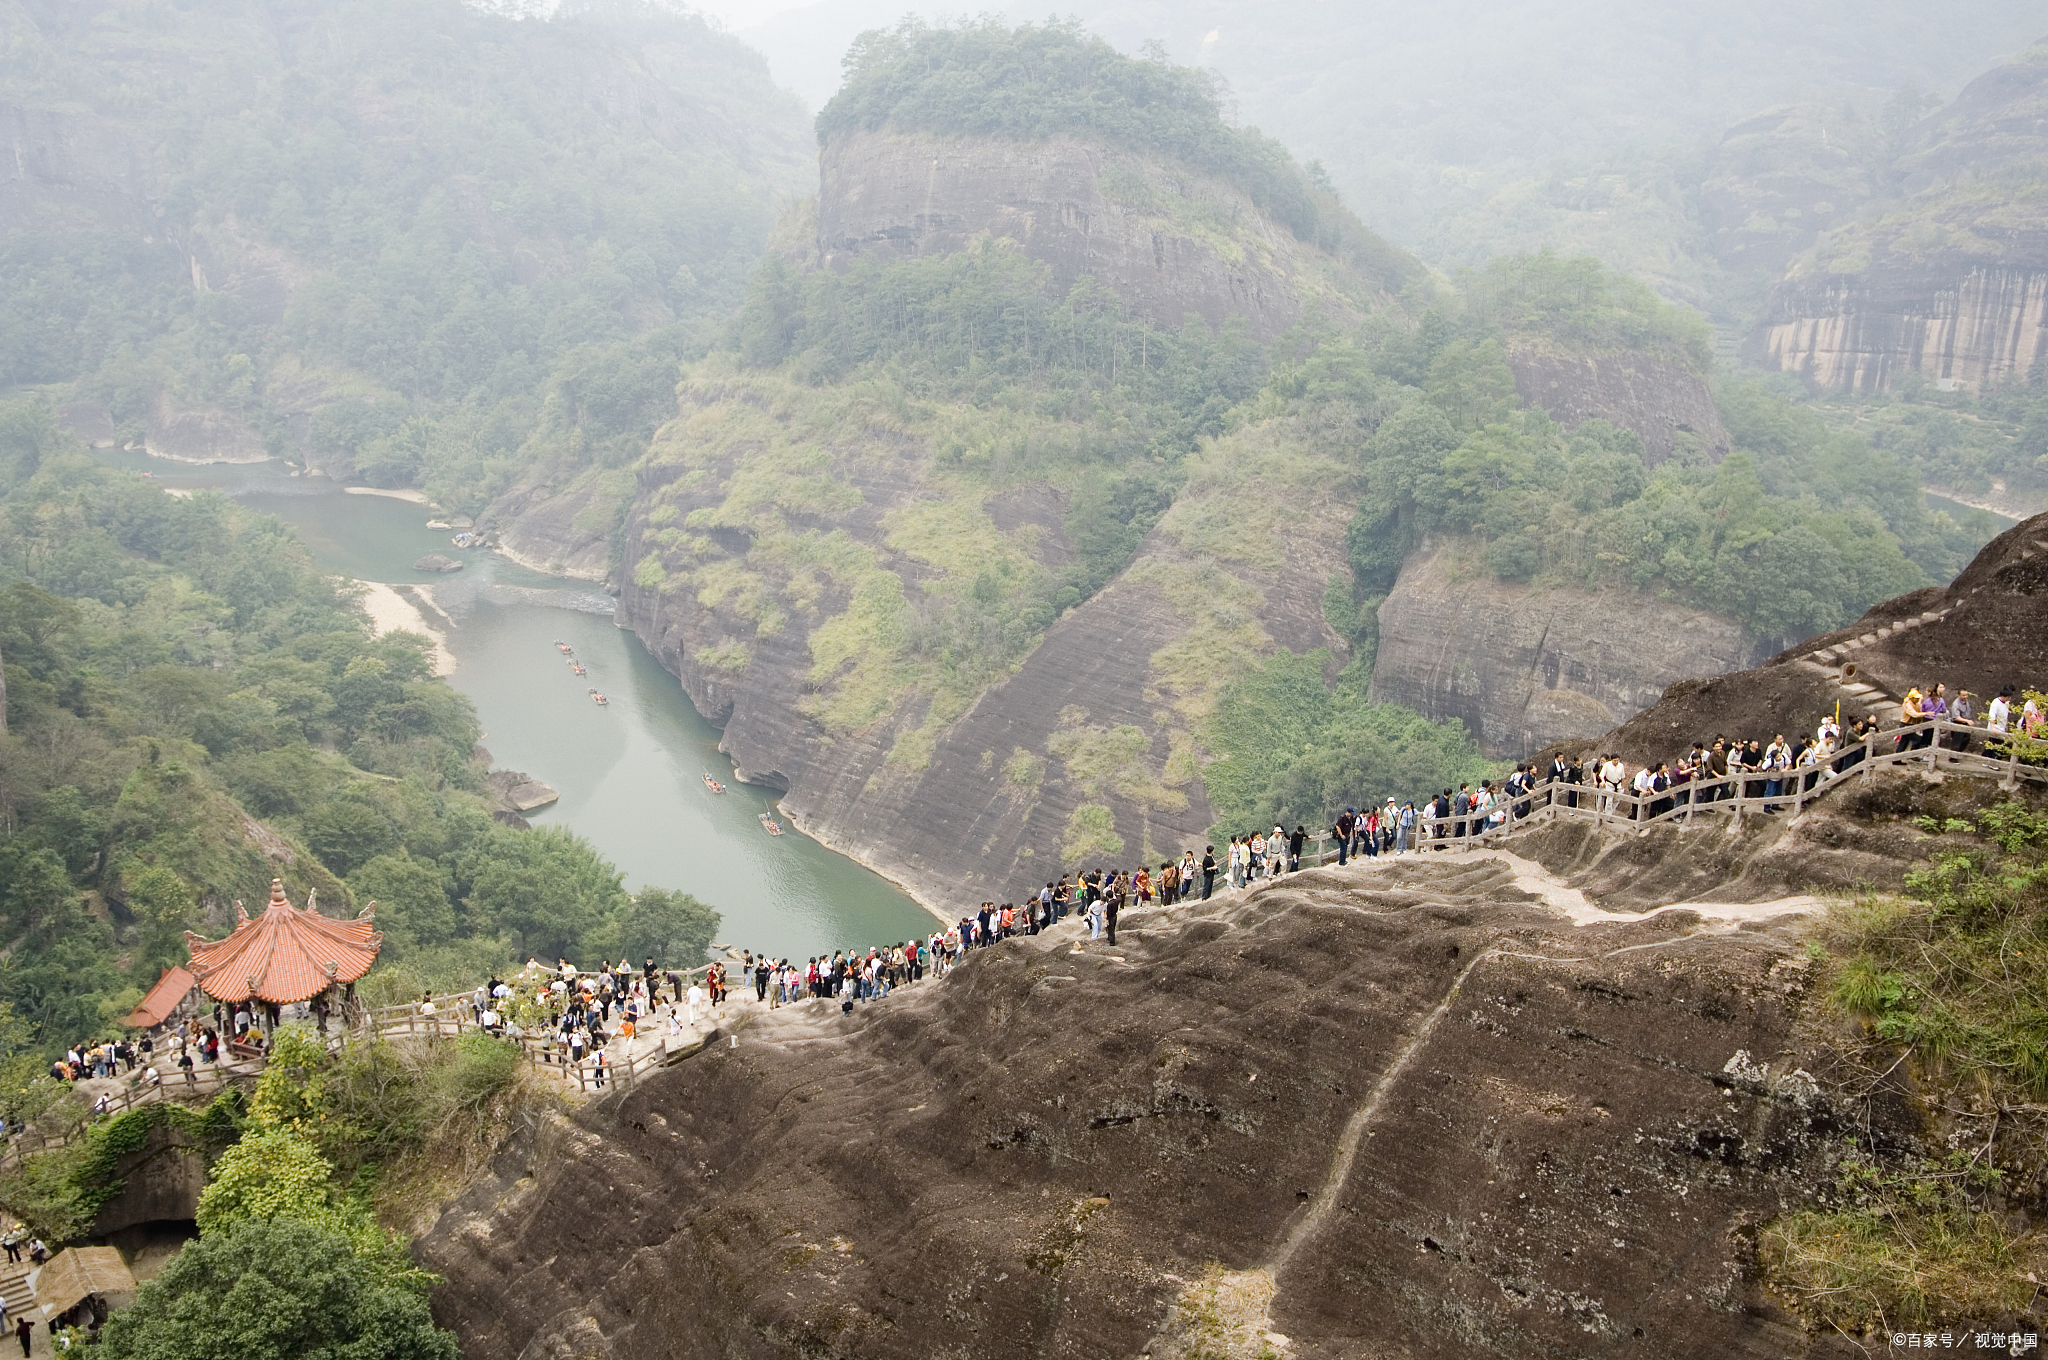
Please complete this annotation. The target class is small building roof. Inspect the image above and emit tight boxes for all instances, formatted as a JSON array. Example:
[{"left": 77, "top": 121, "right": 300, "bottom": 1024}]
[
  {"left": 34, "top": 1246, "right": 137, "bottom": 1319},
  {"left": 121, "top": 965, "right": 199, "bottom": 1029},
  {"left": 184, "top": 879, "right": 382, "bottom": 1006}
]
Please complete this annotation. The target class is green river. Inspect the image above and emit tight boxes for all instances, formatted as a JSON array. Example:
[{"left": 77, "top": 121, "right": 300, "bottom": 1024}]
[{"left": 94, "top": 451, "right": 937, "bottom": 959}]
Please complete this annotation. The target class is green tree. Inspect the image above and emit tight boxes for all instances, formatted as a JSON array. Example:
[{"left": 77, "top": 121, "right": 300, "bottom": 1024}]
[
  {"left": 194, "top": 1127, "right": 337, "bottom": 1236},
  {"left": 611, "top": 887, "right": 720, "bottom": 969},
  {"left": 349, "top": 852, "right": 457, "bottom": 955},
  {"left": 299, "top": 796, "right": 400, "bottom": 877},
  {"left": 1201, "top": 652, "right": 1499, "bottom": 837},
  {"left": 98, "top": 1218, "right": 459, "bottom": 1360}
]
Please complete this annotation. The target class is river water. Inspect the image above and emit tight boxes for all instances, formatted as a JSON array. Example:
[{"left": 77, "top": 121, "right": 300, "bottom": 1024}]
[{"left": 93, "top": 451, "right": 936, "bottom": 958}]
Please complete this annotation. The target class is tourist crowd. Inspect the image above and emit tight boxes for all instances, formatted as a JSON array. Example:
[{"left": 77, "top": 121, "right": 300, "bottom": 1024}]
[{"left": 26, "top": 686, "right": 2043, "bottom": 1122}]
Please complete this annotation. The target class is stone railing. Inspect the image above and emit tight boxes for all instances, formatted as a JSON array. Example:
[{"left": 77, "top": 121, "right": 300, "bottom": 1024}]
[
  {"left": 1321, "top": 720, "right": 2044, "bottom": 858},
  {"left": 0, "top": 1059, "right": 258, "bottom": 1174},
  {"left": 356, "top": 965, "right": 730, "bottom": 1097}
]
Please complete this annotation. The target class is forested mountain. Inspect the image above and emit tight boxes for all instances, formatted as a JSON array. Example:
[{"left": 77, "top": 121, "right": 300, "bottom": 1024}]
[
  {"left": 588, "top": 21, "right": 1993, "bottom": 904},
  {"left": 737, "top": 0, "right": 2048, "bottom": 292},
  {"left": 0, "top": 405, "right": 717, "bottom": 1082},
  {"left": 0, "top": 0, "right": 809, "bottom": 511}
]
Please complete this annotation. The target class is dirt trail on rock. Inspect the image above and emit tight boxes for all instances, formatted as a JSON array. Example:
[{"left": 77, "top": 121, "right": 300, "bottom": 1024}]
[
  {"left": 1269, "top": 946, "right": 1494, "bottom": 1277},
  {"left": 1233, "top": 846, "right": 1825, "bottom": 927},
  {"left": 1142, "top": 855, "right": 1833, "bottom": 1358}
]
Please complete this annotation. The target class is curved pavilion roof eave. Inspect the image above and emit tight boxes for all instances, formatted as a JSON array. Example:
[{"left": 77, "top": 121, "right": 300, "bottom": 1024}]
[{"left": 183, "top": 879, "right": 382, "bottom": 1006}]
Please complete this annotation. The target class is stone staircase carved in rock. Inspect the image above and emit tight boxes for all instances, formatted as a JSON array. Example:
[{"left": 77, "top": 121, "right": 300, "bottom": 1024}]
[
  {"left": 0, "top": 1259, "right": 34, "bottom": 1324},
  {"left": 1790, "top": 527, "right": 2048, "bottom": 722},
  {"left": 1792, "top": 605, "right": 1953, "bottom": 719}
]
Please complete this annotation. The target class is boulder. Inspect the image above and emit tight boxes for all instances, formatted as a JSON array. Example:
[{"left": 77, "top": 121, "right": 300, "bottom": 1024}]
[
  {"left": 487, "top": 769, "right": 558, "bottom": 813},
  {"left": 413, "top": 554, "right": 465, "bottom": 573}
]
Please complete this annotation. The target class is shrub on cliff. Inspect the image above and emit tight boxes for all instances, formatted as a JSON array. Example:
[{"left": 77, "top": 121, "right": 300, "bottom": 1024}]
[
  {"left": 1201, "top": 652, "right": 1499, "bottom": 836},
  {"left": 1762, "top": 796, "right": 2048, "bottom": 1331},
  {"left": 1340, "top": 307, "right": 1977, "bottom": 643}
]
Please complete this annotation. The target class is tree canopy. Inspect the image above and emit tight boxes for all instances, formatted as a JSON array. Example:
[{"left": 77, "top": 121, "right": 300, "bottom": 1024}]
[
  {"left": 98, "top": 1218, "right": 459, "bottom": 1360},
  {"left": 0, "top": 431, "right": 719, "bottom": 1059}
]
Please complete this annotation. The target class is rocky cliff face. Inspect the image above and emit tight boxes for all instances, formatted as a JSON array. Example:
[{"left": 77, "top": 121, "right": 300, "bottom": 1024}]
[
  {"left": 484, "top": 466, "right": 633, "bottom": 583},
  {"left": 143, "top": 390, "right": 270, "bottom": 464},
  {"left": 1506, "top": 347, "right": 1730, "bottom": 464},
  {"left": 1371, "top": 539, "right": 1768, "bottom": 757},
  {"left": 614, "top": 376, "right": 1355, "bottom": 910},
  {"left": 815, "top": 129, "right": 1416, "bottom": 340},
  {"left": 1749, "top": 46, "right": 2048, "bottom": 394},
  {"left": 0, "top": 100, "right": 160, "bottom": 236},
  {"left": 1754, "top": 257, "right": 2048, "bottom": 394},
  {"left": 422, "top": 852, "right": 1879, "bottom": 1360}
]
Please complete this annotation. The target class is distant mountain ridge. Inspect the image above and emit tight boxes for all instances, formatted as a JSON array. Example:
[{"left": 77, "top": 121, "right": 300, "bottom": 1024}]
[
  {"left": 1750, "top": 40, "right": 2048, "bottom": 394},
  {"left": 0, "top": 0, "right": 810, "bottom": 504}
]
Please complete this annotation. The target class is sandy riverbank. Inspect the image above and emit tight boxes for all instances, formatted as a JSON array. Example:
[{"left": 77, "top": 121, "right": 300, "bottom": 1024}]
[
  {"left": 357, "top": 580, "right": 456, "bottom": 676},
  {"left": 344, "top": 485, "right": 433, "bottom": 505},
  {"left": 1924, "top": 481, "right": 2046, "bottom": 522}
]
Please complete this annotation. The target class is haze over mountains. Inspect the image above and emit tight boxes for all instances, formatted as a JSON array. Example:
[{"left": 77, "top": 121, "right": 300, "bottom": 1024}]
[
  {"left": 6, "top": 5, "right": 2048, "bottom": 1358},
  {"left": 736, "top": 0, "right": 2048, "bottom": 290}
]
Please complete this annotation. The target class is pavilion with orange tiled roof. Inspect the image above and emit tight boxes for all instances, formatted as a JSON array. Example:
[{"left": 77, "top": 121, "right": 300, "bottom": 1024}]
[
  {"left": 184, "top": 880, "right": 382, "bottom": 1023},
  {"left": 121, "top": 963, "right": 201, "bottom": 1030}
]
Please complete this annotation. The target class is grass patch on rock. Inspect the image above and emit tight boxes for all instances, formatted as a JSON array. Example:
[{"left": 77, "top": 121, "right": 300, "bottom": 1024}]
[{"left": 1762, "top": 794, "right": 2048, "bottom": 1334}]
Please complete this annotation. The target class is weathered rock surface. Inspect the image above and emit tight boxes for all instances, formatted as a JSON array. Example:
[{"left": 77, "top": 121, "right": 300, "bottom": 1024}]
[
  {"left": 617, "top": 397, "right": 1355, "bottom": 910},
  {"left": 421, "top": 856, "right": 1866, "bottom": 1359},
  {"left": 1506, "top": 346, "right": 1730, "bottom": 464},
  {"left": 1749, "top": 45, "right": 2048, "bottom": 393},
  {"left": 1371, "top": 538, "right": 1769, "bottom": 757},
  {"left": 488, "top": 770, "right": 560, "bottom": 813},
  {"left": 816, "top": 129, "right": 1420, "bottom": 341},
  {"left": 0, "top": 100, "right": 159, "bottom": 235},
  {"left": 93, "top": 1120, "right": 212, "bottom": 1237},
  {"left": 1753, "top": 257, "right": 2048, "bottom": 394},
  {"left": 54, "top": 400, "right": 117, "bottom": 449},
  {"left": 482, "top": 467, "right": 632, "bottom": 584},
  {"left": 412, "top": 554, "right": 465, "bottom": 573},
  {"left": 143, "top": 391, "right": 269, "bottom": 464}
]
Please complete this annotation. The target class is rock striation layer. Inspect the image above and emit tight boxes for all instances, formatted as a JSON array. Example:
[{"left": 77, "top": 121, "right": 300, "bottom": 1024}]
[
  {"left": 422, "top": 855, "right": 1869, "bottom": 1359},
  {"left": 816, "top": 129, "right": 1420, "bottom": 341},
  {"left": 1750, "top": 45, "right": 2048, "bottom": 393},
  {"left": 1506, "top": 347, "right": 1730, "bottom": 464},
  {"left": 615, "top": 398, "right": 1356, "bottom": 911},
  {"left": 1371, "top": 539, "right": 1768, "bottom": 757}
]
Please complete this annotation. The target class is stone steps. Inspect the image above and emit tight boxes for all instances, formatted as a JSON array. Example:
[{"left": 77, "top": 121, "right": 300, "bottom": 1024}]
[{"left": 0, "top": 1259, "right": 34, "bottom": 1321}]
